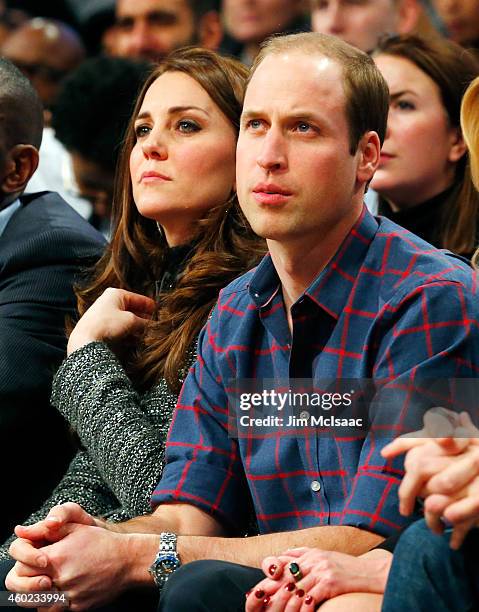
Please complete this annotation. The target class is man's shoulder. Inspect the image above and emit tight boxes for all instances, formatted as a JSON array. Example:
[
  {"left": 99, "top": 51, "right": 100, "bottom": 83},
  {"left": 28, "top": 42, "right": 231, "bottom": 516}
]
[
  {"left": 2, "top": 191, "right": 105, "bottom": 257},
  {"left": 372, "top": 216, "right": 475, "bottom": 299},
  {"left": 218, "top": 265, "right": 258, "bottom": 300}
]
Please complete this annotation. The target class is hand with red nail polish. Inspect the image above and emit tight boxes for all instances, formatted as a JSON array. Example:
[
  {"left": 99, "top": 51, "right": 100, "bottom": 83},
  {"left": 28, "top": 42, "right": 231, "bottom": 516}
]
[{"left": 248, "top": 546, "right": 393, "bottom": 611}]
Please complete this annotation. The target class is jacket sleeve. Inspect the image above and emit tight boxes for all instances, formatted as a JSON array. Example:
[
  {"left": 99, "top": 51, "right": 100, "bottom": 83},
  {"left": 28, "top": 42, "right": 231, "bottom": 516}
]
[
  {"left": 0, "top": 451, "right": 120, "bottom": 561},
  {"left": 51, "top": 341, "right": 188, "bottom": 518}
]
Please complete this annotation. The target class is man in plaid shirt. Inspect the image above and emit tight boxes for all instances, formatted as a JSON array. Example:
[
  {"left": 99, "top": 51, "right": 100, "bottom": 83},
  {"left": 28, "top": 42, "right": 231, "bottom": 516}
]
[{"left": 7, "top": 32, "right": 479, "bottom": 611}]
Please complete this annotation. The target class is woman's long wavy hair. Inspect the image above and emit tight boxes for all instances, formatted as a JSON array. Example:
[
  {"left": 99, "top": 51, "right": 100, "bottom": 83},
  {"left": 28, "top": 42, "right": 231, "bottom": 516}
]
[
  {"left": 71, "top": 47, "right": 264, "bottom": 392},
  {"left": 374, "top": 35, "right": 479, "bottom": 256}
]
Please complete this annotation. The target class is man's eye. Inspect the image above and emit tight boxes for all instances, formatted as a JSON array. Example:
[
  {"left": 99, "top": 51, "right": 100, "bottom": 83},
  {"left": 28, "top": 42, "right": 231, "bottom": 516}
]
[
  {"left": 116, "top": 17, "right": 133, "bottom": 31},
  {"left": 248, "top": 119, "right": 262, "bottom": 129},
  {"left": 297, "top": 122, "right": 311, "bottom": 132}
]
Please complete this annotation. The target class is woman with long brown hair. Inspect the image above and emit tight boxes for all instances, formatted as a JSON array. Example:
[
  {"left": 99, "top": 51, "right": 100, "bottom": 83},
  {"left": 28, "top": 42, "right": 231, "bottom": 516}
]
[
  {"left": 370, "top": 34, "right": 479, "bottom": 257},
  {"left": 0, "top": 46, "right": 263, "bottom": 571}
]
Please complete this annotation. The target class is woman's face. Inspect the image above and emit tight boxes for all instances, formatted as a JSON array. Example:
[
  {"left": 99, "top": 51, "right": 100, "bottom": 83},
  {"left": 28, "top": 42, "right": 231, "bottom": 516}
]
[
  {"left": 130, "top": 71, "right": 237, "bottom": 245},
  {"left": 371, "top": 54, "right": 465, "bottom": 209}
]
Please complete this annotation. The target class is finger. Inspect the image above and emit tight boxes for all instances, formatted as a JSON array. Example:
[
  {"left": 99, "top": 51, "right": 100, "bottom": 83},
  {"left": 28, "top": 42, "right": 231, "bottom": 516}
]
[
  {"left": 459, "top": 412, "right": 479, "bottom": 436},
  {"left": 284, "top": 586, "right": 308, "bottom": 612},
  {"left": 14, "top": 561, "right": 52, "bottom": 578},
  {"left": 47, "top": 502, "right": 95, "bottom": 527},
  {"left": 427, "top": 452, "right": 479, "bottom": 495},
  {"left": 245, "top": 577, "right": 286, "bottom": 611},
  {"left": 262, "top": 556, "right": 285, "bottom": 580},
  {"left": 423, "top": 410, "right": 455, "bottom": 438},
  {"left": 423, "top": 495, "right": 448, "bottom": 535},
  {"left": 14, "top": 521, "right": 58, "bottom": 543},
  {"left": 268, "top": 570, "right": 317, "bottom": 612},
  {"left": 443, "top": 493, "right": 479, "bottom": 525},
  {"left": 5, "top": 567, "right": 52, "bottom": 594},
  {"left": 449, "top": 519, "right": 476, "bottom": 550},
  {"left": 398, "top": 468, "right": 430, "bottom": 516},
  {"left": 9, "top": 539, "right": 49, "bottom": 568},
  {"left": 381, "top": 436, "right": 427, "bottom": 459},
  {"left": 121, "top": 291, "right": 156, "bottom": 316},
  {"left": 435, "top": 437, "right": 470, "bottom": 454}
]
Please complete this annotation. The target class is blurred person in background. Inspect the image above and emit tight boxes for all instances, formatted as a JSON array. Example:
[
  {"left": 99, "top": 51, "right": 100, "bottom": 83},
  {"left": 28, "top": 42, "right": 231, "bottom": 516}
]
[
  {"left": 432, "top": 0, "right": 479, "bottom": 51},
  {"left": 220, "top": 0, "right": 310, "bottom": 65},
  {"left": 371, "top": 34, "right": 479, "bottom": 258},
  {"left": 111, "top": 0, "right": 222, "bottom": 61},
  {"left": 0, "top": 17, "right": 92, "bottom": 218},
  {"left": 1, "top": 17, "right": 85, "bottom": 125},
  {"left": 310, "top": 0, "right": 422, "bottom": 52},
  {"left": 52, "top": 56, "right": 150, "bottom": 236}
]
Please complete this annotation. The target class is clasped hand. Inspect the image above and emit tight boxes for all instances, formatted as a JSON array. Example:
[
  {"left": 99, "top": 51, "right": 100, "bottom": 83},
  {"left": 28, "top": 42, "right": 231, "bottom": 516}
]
[
  {"left": 6, "top": 503, "right": 127, "bottom": 611},
  {"left": 382, "top": 408, "right": 479, "bottom": 549}
]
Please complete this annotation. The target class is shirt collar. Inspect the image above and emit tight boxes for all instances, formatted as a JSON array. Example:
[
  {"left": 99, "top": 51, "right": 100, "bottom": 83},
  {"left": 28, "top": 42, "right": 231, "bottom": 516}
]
[
  {"left": 0, "top": 198, "right": 21, "bottom": 239},
  {"left": 249, "top": 206, "right": 379, "bottom": 318}
]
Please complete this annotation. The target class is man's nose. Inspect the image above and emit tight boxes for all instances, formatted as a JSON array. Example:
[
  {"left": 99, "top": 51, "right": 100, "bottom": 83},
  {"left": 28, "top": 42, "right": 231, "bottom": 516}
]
[
  {"left": 127, "top": 21, "right": 169, "bottom": 59},
  {"left": 256, "top": 128, "right": 288, "bottom": 172}
]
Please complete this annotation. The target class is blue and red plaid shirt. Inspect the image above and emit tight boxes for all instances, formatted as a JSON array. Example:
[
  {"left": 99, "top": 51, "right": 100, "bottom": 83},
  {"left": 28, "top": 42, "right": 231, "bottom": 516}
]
[{"left": 152, "top": 207, "right": 479, "bottom": 537}]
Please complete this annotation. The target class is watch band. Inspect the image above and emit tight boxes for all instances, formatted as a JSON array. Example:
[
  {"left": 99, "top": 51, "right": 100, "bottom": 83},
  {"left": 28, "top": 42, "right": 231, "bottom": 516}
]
[{"left": 148, "top": 532, "right": 181, "bottom": 588}]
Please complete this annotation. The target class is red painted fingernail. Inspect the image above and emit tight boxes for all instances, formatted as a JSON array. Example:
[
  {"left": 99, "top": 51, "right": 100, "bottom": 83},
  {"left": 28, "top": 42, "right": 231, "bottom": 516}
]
[
  {"left": 284, "top": 582, "right": 296, "bottom": 592},
  {"left": 305, "top": 595, "right": 314, "bottom": 605},
  {"left": 263, "top": 595, "right": 270, "bottom": 605},
  {"left": 255, "top": 589, "right": 265, "bottom": 599},
  {"left": 268, "top": 563, "right": 277, "bottom": 576},
  {"left": 296, "top": 589, "right": 305, "bottom": 598}
]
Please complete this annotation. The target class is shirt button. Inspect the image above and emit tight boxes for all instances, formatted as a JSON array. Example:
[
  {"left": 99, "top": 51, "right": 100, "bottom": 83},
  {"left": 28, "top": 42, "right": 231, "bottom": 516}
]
[{"left": 310, "top": 480, "right": 321, "bottom": 492}]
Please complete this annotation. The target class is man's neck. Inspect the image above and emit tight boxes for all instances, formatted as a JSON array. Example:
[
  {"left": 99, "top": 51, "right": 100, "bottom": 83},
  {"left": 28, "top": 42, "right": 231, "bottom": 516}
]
[{"left": 269, "top": 207, "right": 363, "bottom": 331}]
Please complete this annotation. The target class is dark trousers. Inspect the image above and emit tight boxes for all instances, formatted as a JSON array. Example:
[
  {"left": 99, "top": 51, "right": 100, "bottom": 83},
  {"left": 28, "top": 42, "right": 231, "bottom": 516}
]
[
  {"left": 382, "top": 519, "right": 479, "bottom": 612},
  {"left": 159, "top": 560, "right": 264, "bottom": 612}
]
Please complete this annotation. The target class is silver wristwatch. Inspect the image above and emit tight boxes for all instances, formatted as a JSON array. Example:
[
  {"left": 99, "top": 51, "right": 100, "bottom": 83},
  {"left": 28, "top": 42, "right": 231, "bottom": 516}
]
[{"left": 148, "top": 532, "right": 181, "bottom": 588}]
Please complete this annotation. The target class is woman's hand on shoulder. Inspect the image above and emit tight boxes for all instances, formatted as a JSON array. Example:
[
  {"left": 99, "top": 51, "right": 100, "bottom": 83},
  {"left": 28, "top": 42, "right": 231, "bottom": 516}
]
[{"left": 67, "top": 288, "right": 156, "bottom": 356}]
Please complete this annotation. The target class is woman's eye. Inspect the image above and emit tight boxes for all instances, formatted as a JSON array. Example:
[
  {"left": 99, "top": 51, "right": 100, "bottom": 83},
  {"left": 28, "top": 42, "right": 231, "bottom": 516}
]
[
  {"left": 396, "top": 100, "right": 415, "bottom": 111},
  {"left": 177, "top": 120, "right": 200, "bottom": 133},
  {"left": 135, "top": 125, "right": 150, "bottom": 138}
]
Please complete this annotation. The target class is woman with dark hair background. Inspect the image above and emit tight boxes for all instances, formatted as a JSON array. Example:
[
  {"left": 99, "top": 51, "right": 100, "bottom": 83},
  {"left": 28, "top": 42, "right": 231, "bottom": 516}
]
[
  {"left": 371, "top": 34, "right": 479, "bottom": 257},
  {"left": 0, "top": 46, "right": 263, "bottom": 595}
]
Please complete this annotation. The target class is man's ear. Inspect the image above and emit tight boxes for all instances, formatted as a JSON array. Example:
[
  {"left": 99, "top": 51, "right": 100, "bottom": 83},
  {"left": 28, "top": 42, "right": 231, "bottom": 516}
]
[
  {"left": 397, "top": 0, "right": 422, "bottom": 34},
  {"left": 448, "top": 127, "right": 467, "bottom": 163},
  {"left": 356, "top": 131, "right": 381, "bottom": 185},
  {"left": 1, "top": 144, "right": 39, "bottom": 194},
  {"left": 197, "top": 11, "right": 223, "bottom": 50}
]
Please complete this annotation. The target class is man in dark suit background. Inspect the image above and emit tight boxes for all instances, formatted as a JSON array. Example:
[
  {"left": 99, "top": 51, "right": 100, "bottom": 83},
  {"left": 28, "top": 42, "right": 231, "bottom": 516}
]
[{"left": 0, "top": 57, "right": 105, "bottom": 541}]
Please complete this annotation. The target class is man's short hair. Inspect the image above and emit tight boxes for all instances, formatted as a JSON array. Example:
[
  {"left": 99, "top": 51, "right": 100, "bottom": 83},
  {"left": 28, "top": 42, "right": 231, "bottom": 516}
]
[
  {"left": 249, "top": 32, "right": 389, "bottom": 154},
  {"left": 0, "top": 58, "right": 43, "bottom": 151}
]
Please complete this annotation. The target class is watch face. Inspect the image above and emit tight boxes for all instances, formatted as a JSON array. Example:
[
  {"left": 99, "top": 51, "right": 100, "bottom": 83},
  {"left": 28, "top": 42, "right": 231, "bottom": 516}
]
[{"left": 157, "top": 554, "right": 181, "bottom": 575}]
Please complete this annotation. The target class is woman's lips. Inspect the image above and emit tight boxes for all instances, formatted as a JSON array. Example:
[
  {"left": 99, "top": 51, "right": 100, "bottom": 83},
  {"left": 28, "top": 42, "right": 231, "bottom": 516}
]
[{"left": 140, "top": 171, "right": 172, "bottom": 183}]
